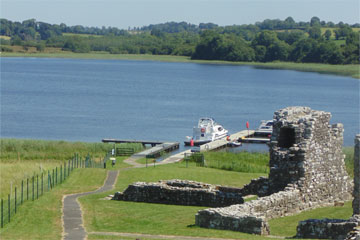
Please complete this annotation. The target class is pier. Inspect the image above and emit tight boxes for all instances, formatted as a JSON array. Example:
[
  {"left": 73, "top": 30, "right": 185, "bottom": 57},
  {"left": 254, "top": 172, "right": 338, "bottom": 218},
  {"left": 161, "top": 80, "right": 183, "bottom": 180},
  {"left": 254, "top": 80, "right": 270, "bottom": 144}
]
[
  {"left": 102, "top": 139, "right": 164, "bottom": 147},
  {"left": 199, "top": 130, "right": 255, "bottom": 152},
  {"left": 133, "top": 142, "right": 180, "bottom": 158},
  {"left": 240, "top": 137, "right": 270, "bottom": 143}
]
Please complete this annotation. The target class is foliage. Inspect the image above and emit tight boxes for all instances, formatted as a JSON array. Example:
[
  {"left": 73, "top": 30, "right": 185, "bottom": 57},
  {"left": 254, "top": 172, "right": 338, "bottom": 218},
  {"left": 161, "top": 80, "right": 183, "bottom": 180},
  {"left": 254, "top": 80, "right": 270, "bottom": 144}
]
[{"left": 1, "top": 17, "right": 359, "bottom": 64}]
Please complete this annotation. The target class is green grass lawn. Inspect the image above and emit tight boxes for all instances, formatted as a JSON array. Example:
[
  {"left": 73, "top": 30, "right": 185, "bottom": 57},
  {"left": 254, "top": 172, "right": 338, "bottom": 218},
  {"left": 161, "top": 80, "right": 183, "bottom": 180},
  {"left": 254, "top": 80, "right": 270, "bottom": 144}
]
[
  {"left": 0, "top": 168, "right": 107, "bottom": 240},
  {"left": 80, "top": 162, "right": 352, "bottom": 239},
  {"left": 104, "top": 156, "right": 132, "bottom": 170}
]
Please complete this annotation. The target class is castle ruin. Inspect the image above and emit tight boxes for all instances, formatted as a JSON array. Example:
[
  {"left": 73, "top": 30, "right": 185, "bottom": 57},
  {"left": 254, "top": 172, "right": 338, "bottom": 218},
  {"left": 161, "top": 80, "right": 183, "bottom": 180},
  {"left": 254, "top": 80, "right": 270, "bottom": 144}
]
[{"left": 195, "top": 106, "right": 352, "bottom": 234}]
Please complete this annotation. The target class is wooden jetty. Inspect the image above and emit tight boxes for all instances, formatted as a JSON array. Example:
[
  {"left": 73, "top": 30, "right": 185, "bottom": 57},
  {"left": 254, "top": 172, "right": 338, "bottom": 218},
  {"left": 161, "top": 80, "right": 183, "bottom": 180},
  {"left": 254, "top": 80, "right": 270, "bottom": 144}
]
[
  {"left": 160, "top": 130, "right": 255, "bottom": 163},
  {"left": 240, "top": 137, "right": 270, "bottom": 143},
  {"left": 199, "top": 130, "right": 255, "bottom": 152},
  {"left": 102, "top": 139, "right": 163, "bottom": 147},
  {"left": 133, "top": 142, "right": 180, "bottom": 158}
]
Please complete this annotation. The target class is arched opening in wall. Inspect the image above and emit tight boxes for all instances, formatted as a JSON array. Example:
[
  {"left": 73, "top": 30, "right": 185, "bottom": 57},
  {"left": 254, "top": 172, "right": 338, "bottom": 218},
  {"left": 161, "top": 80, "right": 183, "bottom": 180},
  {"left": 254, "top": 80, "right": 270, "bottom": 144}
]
[{"left": 278, "top": 127, "right": 295, "bottom": 148}]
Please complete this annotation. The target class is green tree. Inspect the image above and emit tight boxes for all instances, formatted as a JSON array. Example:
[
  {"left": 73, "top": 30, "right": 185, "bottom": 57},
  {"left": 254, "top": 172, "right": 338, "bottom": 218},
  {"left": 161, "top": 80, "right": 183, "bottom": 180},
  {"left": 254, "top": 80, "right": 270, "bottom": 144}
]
[
  {"left": 310, "top": 16, "right": 321, "bottom": 27},
  {"left": 342, "top": 32, "right": 360, "bottom": 63},
  {"left": 324, "top": 30, "right": 332, "bottom": 40},
  {"left": 308, "top": 26, "right": 322, "bottom": 39}
]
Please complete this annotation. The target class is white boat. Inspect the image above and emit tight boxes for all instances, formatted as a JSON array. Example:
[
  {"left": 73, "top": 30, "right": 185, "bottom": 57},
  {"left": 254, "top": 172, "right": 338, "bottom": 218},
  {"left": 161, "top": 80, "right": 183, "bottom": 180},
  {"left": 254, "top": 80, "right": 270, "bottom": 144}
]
[
  {"left": 254, "top": 120, "right": 273, "bottom": 137},
  {"left": 184, "top": 117, "right": 229, "bottom": 146}
]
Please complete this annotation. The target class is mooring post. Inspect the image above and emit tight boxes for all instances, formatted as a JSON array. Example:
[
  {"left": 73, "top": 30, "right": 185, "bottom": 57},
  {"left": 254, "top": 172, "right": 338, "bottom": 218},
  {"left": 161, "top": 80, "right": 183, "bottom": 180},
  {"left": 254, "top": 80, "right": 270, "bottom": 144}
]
[{"left": 353, "top": 134, "right": 360, "bottom": 215}]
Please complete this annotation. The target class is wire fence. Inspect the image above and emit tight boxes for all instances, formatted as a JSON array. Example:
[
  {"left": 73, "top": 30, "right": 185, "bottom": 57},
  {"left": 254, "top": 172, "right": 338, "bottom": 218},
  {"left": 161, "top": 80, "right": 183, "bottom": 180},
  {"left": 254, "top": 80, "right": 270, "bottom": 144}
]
[{"left": 0, "top": 153, "right": 103, "bottom": 228}]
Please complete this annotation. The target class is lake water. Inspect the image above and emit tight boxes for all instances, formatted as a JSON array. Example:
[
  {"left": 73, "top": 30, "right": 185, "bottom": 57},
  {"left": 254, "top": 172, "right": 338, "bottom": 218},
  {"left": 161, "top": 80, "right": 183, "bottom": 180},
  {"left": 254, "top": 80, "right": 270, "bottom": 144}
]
[{"left": 1, "top": 57, "right": 359, "bottom": 147}]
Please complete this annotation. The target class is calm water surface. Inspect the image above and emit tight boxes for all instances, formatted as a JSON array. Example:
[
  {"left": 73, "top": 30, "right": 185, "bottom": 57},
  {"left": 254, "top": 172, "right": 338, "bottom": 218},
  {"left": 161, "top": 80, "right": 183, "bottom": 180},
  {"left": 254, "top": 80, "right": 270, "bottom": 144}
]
[{"left": 1, "top": 57, "right": 359, "bottom": 146}]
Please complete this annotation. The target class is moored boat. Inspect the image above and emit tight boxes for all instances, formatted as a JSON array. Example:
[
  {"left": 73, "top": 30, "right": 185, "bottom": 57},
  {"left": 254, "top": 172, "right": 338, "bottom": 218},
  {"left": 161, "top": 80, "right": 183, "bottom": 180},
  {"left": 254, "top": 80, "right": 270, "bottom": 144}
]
[
  {"left": 184, "top": 118, "right": 229, "bottom": 146},
  {"left": 254, "top": 120, "right": 273, "bottom": 137}
]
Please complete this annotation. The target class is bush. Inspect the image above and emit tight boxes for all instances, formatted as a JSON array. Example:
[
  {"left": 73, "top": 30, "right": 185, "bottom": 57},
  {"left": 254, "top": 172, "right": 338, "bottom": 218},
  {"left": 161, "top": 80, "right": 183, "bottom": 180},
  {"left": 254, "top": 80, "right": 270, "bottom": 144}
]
[{"left": 1, "top": 46, "right": 13, "bottom": 52}]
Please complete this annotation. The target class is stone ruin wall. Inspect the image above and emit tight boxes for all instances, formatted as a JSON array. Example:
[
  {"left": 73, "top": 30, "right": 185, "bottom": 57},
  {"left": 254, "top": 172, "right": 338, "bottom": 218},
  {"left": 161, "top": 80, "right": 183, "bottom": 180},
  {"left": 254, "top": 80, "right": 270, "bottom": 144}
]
[
  {"left": 113, "top": 179, "right": 244, "bottom": 207},
  {"left": 353, "top": 134, "right": 360, "bottom": 215},
  {"left": 296, "top": 134, "right": 360, "bottom": 240},
  {"left": 195, "top": 106, "right": 353, "bottom": 235}
]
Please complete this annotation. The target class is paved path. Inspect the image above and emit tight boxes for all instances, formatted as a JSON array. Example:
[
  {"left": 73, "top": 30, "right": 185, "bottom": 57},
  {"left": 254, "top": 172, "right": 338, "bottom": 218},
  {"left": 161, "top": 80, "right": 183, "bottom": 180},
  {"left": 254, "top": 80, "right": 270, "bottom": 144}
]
[
  {"left": 62, "top": 149, "right": 190, "bottom": 240},
  {"left": 62, "top": 170, "right": 118, "bottom": 240}
]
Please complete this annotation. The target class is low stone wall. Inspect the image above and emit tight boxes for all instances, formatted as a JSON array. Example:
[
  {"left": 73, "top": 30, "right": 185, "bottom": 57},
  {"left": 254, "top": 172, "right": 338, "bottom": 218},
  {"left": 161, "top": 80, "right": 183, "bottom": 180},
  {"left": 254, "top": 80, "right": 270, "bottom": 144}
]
[
  {"left": 296, "top": 216, "right": 360, "bottom": 240},
  {"left": 113, "top": 179, "right": 244, "bottom": 207}
]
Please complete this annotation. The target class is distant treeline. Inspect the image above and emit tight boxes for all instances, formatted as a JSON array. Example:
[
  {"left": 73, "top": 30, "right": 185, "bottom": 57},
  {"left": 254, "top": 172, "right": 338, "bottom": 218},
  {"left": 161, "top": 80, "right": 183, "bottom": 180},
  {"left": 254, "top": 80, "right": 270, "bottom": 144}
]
[{"left": 1, "top": 17, "right": 359, "bottom": 64}]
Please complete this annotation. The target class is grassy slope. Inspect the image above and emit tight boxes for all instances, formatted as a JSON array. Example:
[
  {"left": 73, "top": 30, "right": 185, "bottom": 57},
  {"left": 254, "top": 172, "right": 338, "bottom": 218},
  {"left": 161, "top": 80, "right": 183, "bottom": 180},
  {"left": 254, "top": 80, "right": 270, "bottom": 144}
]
[
  {"left": 1, "top": 51, "right": 359, "bottom": 79},
  {"left": 80, "top": 162, "right": 352, "bottom": 239},
  {"left": 0, "top": 168, "right": 107, "bottom": 240},
  {"left": 81, "top": 162, "right": 268, "bottom": 240}
]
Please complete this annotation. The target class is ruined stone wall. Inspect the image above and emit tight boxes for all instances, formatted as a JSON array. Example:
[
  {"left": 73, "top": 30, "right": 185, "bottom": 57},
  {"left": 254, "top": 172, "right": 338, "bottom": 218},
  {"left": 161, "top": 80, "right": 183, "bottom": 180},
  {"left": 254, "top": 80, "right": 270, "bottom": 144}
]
[
  {"left": 296, "top": 218, "right": 359, "bottom": 240},
  {"left": 196, "top": 107, "right": 353, "bottom": 235},
  {"left": 296, "top": 135, "right": 360, "bottom": 240},
  {"left": 353, "top": 135, "right": 360, "bottom": 215},
  {"left": 113, "top": 179, "right": 244, "bottom": 207}
]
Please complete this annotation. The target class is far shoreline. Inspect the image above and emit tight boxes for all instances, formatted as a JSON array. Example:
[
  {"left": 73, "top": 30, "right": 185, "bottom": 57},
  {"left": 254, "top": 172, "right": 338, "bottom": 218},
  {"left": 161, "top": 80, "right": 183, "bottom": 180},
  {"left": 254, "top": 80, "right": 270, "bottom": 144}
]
[{"left": 1, "top": 52, "right": 359, "bottom": 79}]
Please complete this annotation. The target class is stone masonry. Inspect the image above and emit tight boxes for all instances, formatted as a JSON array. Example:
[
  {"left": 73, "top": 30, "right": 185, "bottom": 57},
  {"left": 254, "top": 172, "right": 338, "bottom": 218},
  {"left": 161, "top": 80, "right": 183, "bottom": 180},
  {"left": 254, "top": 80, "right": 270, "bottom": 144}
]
[
  {"left": 195, "top": 106, "right": 353, "bottom": 235},
  {"left": 113, "top": 179, "right": 244, "bottom": 207},
  {"left": 353, "top": 134, "right": 360, "bottom": 215},
  {"left": 296, "top": 135, "right": 360, "bottom": 239}
]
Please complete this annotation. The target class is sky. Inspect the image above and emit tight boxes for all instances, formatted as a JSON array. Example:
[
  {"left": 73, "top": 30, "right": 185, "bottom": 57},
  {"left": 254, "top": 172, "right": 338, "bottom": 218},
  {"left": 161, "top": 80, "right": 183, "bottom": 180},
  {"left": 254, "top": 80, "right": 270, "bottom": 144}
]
[{"left": 1, "top": 0, "right": 359, "bottom": 29}]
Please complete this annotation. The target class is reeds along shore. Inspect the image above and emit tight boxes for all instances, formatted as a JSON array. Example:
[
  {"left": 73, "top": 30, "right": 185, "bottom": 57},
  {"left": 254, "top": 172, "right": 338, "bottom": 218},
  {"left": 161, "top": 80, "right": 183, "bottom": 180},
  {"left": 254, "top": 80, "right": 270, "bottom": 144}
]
[{"left": 2, "top": 52, "right": 359, "bottom": 79}]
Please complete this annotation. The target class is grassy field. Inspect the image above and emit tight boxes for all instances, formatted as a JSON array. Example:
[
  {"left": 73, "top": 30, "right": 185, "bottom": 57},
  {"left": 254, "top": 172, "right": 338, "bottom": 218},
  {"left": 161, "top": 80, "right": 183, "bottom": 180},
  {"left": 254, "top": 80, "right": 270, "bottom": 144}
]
[
  {"left": 0, "top": 139, "right": 141, "bottom": 198},
  {"left": 201, "top": 151, "right": 270, "bottom": 173},
  {"left": 80, "top": 161, "right": 352, "bottom": 239},
  {"left": 0, "top": 168, "right": 107, "bottom": 240},
  {"left": 2, "top": 51, "right": 359, "bottom": 79},
  {"left": 0, "top": 139, "right": 356, "bottom": 239}
]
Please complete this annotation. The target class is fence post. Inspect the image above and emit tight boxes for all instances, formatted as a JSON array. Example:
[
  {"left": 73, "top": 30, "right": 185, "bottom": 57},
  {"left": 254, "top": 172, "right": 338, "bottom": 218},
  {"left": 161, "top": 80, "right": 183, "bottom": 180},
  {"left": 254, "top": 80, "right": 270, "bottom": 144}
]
[
  {"left": 15, "top": 187, "right": 17, "bottom": 214},
  {"left": 21, "top": 180, "right": 23, "bottom": 204},
  {"left": 1, "top": 199, "right": 3, "bottom": 228},
  {"left": 41, "top": 173, "right": 43, "bottom": 195},
  {"left": 27, "top": 178, "right": 29, "bottom": 201},
  {"left": 60, "top": 165, "right": 62, "bottom": 184},
  {"left": 8, "top": 194, "right": 10, "bottom": 223},
  {"left": 36, "top": 175, "right": 39, "bottom": 199},
  {"left": 48, "top": 171, "right": 50, "bottom": 191},
  {"left": 64, "top": 163, "right": 66, "bottom": 180},
  {"left": 52, "top": 169, "right": 55, "bottom": 187},
  {"left": 32, "top": 176, "right": 34, "bottom": 201},
  {"left": 56, "top": 167, "right": 58, "bottom": 185}
]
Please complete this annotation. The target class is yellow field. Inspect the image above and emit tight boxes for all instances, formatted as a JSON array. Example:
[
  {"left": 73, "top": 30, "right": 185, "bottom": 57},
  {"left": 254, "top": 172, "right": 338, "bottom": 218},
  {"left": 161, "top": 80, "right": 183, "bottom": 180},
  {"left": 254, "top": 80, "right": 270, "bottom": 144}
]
[{"left": 0, "top": 35, "right": 11, "bottom": 40}]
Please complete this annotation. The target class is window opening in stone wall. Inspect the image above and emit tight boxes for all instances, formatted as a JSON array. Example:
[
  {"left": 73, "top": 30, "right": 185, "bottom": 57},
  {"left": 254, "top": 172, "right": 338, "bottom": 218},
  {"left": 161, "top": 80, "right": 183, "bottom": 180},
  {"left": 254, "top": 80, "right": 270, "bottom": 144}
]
[{"left": 278, "top": 127, "right": 295, "bottom": 148}]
